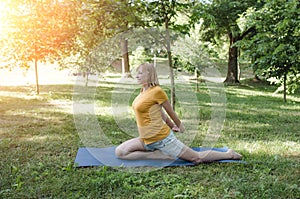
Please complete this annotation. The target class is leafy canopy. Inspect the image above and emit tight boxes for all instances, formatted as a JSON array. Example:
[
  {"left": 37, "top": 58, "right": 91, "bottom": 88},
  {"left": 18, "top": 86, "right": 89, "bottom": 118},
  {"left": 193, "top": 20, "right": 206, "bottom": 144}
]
[
  {"left": 0, "top": 0, "right": 80, "bottom": 69},
  {"left": 237, "top": 0, "right": 300, "bottom": 94}
]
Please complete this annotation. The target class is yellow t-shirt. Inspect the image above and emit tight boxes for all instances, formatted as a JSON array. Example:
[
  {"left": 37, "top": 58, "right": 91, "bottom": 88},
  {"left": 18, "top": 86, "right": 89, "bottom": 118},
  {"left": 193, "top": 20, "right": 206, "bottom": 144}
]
[{"left": 132, "top": 86, "right": 170, "bottom": 144}]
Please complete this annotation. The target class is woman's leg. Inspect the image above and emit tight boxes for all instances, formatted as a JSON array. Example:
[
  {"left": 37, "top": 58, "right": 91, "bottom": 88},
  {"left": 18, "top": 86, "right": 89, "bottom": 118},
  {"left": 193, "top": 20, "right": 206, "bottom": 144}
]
[
  {"left": 115, "top": 138, "right": 174, "bottom": 160},
  {"left": 178, "top": 146, "right": 243, "bottom": 164},
  {"left": 115, "top": 137, "right": 242, "bottom": 163}
]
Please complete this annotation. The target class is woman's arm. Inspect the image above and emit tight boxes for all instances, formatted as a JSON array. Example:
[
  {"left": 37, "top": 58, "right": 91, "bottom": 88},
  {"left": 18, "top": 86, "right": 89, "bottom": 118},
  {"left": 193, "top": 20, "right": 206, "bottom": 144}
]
[
  {"left": 161, "top": 110, "right": 175, "bottom": 129},
  {"left": 161, "top": 100, "right": 185, "bottom": 133}
]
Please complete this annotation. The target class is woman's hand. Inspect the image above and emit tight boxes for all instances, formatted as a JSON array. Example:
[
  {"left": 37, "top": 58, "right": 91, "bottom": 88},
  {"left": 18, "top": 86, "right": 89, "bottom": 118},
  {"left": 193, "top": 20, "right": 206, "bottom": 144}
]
[
  {"left": 172, "top": 125, "right": 180, "bottom": 132},
  {"left": 172, "top": 123, "right": 185, "bottom": 133}
]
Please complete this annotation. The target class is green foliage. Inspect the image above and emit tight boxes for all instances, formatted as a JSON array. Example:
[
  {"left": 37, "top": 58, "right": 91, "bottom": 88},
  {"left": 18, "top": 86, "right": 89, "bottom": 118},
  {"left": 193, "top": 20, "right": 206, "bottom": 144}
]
[
  {"left": 132, "top": 0, "right": 192, "bottom": 31},
  {"left": 237, "top": 0, "right": 300, "bottom": 97},
  {"left": 191, "top": 0, "right": 263, "bottom": 82},
  {"left": 57, "top": 0, "right": 130, "bottom": 74},
  {"left": 0, "top": 0, "right": 80, "bottom": 68},
  {"left": 192, "top": 0, "right": 260, "bottom": 43},
  {"left": 129, "top": 46, "right": 151, "bottom": 68},
  {"left": 128, "top": 0, "right": 195, "bottom": 58},
  {"left": 172, "top": 25, "right": 219, "bottom": 74}
]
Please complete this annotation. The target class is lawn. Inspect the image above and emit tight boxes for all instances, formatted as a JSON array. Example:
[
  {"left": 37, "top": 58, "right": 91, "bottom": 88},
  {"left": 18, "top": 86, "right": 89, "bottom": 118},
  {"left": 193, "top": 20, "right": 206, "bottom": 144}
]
[{"left": 0, "top": 75, "right": 299, "bottom": 198}]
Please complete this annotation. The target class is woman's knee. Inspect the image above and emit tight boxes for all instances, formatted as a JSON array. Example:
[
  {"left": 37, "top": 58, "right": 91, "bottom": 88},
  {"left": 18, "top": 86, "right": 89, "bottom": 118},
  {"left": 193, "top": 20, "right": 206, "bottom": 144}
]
[
  {"left": 115, "top": 138, "right": 144, "bottom": 159},
  {"left": 115, "top": 145, "right": 127, "bottom": 159}
]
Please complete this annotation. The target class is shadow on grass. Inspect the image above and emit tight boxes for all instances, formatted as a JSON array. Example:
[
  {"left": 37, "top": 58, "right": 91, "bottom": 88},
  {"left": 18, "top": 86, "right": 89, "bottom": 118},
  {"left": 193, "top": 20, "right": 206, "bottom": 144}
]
[{"left": 224, "top": 89, "right": 299, "bottom": 142}]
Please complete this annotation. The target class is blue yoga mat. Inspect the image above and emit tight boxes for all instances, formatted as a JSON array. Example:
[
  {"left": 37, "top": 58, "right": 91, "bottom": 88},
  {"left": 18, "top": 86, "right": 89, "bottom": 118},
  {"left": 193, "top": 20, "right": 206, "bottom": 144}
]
[{"left": 74, "top": 146, "right": 243, "bottom": 167}]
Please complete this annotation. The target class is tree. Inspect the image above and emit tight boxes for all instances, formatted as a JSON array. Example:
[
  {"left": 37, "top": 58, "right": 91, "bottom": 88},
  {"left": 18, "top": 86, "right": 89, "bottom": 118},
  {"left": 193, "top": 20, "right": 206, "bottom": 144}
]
[
  {"left": 237, "top": 0, "right": 300, "bottom": 102},
  {"left": 172, "top": 25, "right": 215, "bottom": 91},
  {"left": 0, "top": 0, "right": 79, "bottom": 94},
  {"left": 129, "top": 0, "right": 192, "bottom": 109},
  {"left": 59, "top": 0, "right": 135, "bottom": 79},
  {"left": 192, "top": 0, "right": 263, "bottom": 83}
]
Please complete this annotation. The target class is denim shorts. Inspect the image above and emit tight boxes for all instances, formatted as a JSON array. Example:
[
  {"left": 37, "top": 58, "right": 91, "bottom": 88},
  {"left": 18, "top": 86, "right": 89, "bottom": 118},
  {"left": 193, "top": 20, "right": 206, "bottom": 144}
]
[{"left": 144, "top": 131, "right": 185, "bottom": 158}]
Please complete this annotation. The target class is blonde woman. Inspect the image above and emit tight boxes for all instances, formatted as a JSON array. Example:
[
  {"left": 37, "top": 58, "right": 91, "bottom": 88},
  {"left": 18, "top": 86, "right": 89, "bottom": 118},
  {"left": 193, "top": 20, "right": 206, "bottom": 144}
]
[{"left": 115, "top": 63, "right": 242, "bottom": 164}]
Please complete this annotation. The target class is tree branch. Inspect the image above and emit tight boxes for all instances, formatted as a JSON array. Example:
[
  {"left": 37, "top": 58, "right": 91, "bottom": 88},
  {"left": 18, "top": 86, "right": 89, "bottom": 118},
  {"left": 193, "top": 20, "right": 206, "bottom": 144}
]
[{"left": 240, "top": 27, "right": 256, "bottom": 40}]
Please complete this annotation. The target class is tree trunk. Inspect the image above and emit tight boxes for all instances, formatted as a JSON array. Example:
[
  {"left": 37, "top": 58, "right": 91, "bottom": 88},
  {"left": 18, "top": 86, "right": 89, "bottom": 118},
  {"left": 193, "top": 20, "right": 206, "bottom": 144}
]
[
  {"left": 85, "top": 71, "right": 89, "bottom": 87},
  {"left": 167, "top": 48, "right": 175, "bottom": 110},
  {"left": 165, "top": 17, "right": 176, "bottom": 110},
  {"left": 224, "top": 35, "right": 240, "bottom": 83},
  {"left": 121, "top": 37, "right": 130, "bottom": 77},
  {"left": 195, "top": 67, "right": 199, "bottom": 92},
  {"left": 283, "top": 73, "right": 287, "bottom": 102},
  {"left": 34, "top": 57, "right": 39, "bottom": 94}
]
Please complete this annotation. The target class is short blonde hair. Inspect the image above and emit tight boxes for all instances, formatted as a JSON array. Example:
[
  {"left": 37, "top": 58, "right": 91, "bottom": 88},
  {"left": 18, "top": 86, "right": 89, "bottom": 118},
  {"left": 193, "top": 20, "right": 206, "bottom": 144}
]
[{"left": 137, "top": 63, "right": 159, "bottom": 87}]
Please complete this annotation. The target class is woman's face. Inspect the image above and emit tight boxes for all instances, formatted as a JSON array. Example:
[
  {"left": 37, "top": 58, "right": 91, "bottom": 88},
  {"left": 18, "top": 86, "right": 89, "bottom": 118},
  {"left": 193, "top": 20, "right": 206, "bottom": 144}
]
[{"left": 136, "top": 66, "right": 149, "bottom": 85}]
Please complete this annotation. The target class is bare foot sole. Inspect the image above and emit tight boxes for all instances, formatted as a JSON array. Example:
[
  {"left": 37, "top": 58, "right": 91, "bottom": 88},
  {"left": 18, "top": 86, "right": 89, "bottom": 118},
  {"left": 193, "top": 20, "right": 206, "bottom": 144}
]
[{"left": 227, "top": 149, "right": 243, "bottom": 160}]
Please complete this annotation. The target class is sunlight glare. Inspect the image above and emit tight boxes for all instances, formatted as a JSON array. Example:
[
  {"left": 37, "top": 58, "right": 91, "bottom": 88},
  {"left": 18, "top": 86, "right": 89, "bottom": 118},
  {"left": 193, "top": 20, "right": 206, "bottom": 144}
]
[
  {"left": 0, "top": 2, "right": 6, "bottom": 34},
  {"left": 0, "top": 63, "right": 74, "bottom": 86}
]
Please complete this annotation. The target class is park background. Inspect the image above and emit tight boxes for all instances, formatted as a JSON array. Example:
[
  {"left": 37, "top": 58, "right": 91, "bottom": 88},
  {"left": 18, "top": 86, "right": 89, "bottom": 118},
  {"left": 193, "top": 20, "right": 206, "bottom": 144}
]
[{"left": 0, "top": 0, "right": 299, "bottom": 198}]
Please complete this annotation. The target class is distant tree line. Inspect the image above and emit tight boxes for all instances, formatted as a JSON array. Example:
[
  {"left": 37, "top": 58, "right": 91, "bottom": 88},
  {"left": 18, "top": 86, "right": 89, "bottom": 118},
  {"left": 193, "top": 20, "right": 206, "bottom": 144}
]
[{"left": 0, "top": 0, "right": 299, "bottom": 101}]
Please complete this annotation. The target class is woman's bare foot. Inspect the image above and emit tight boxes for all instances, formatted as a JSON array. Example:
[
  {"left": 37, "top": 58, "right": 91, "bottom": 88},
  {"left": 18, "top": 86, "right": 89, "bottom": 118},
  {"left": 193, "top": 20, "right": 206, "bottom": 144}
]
[{"left": 227, "top": 149, "right": 243, "bottom": 160}]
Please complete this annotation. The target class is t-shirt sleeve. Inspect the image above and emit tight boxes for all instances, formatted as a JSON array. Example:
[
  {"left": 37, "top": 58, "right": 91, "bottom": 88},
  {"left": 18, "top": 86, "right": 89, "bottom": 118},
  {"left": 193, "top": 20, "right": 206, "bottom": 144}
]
[{"left": 154, "top": 87, "right": 169, "bottom": 104}]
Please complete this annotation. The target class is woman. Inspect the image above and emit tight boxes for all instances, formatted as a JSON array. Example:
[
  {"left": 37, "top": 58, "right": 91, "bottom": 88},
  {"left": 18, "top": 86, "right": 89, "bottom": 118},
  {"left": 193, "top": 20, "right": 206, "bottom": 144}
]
[{"left": 115, "top": 63, "right": 242, "bottom": 164}]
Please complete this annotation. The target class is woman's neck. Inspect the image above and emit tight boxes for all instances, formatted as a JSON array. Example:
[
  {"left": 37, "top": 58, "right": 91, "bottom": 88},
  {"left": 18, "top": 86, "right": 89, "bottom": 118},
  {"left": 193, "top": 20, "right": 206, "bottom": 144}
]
[{"left": 142, "top": 84, "right": 150, "bottom": 92}]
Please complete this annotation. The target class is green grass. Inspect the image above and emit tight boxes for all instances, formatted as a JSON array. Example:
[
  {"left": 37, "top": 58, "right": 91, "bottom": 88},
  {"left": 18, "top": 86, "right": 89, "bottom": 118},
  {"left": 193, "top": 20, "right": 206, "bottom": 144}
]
[{"left": 0, "top": 78, "right": 300, "bottom": 199}]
